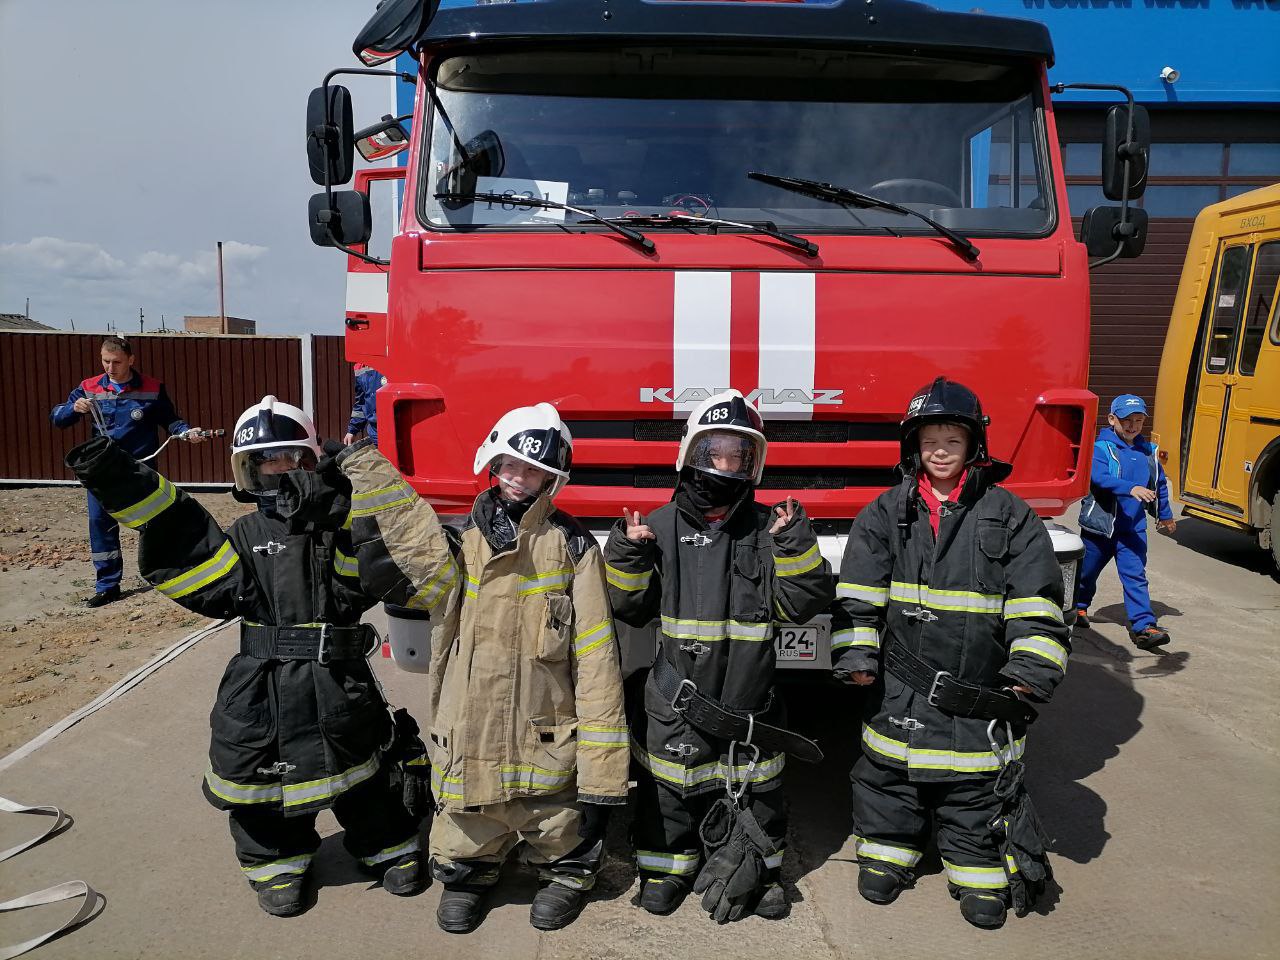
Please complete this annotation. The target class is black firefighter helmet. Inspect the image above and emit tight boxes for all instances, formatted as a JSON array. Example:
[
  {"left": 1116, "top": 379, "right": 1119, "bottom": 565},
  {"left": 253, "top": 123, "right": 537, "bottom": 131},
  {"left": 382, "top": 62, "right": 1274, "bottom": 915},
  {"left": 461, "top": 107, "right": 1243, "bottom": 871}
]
[{"left": 899, "top": 377, "right": 991, "bottom": 471}]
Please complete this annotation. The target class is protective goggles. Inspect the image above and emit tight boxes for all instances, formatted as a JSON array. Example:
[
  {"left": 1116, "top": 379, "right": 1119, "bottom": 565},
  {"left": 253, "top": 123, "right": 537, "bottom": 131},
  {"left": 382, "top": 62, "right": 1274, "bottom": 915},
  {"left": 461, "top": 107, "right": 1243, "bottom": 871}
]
[{"left": 240, "top": 447, "right": 317, "bottom": 493}]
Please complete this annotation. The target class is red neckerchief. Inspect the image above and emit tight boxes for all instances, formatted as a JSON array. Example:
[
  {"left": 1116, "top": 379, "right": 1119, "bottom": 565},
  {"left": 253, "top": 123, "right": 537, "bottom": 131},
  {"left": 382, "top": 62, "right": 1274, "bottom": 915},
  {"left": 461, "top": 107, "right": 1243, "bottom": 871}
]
[{"left": 917, "top": 469, "right": 966, "bottom": 538}]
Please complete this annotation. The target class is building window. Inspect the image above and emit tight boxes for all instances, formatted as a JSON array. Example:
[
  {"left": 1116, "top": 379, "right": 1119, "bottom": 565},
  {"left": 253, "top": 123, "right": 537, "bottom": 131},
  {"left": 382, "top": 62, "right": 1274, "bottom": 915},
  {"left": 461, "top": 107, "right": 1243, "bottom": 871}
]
[{"left": 1063, "top": 138, "right": 1280, "bottom": 218}]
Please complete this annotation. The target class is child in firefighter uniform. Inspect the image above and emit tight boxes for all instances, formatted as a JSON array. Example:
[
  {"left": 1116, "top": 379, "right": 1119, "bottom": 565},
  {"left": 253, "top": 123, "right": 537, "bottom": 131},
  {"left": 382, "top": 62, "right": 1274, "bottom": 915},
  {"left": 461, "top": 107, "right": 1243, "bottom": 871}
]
[
  {"left": 340, "top": 402, "right": 629, "bottom": 933},
  {"left": 65, "top": 397, "right": 425, "bottom": 917},
  {"left": 604, "top": 390, "right": 833, "bottom": 922},
  {"left": 833, "top": 378, "right": 1070, "bottom": 930}
]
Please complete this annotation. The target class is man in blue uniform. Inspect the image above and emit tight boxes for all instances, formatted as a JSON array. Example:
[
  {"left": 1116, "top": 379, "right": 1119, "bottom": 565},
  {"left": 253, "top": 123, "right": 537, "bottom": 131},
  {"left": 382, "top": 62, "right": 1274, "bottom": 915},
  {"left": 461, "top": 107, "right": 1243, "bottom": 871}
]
[
  {"left": 50, "top": 336, "right": 205, "bottom": 607},
  {"left": 343, "top": 363, "right": 385, "bottom": 445},
  {"left": 1076, "top": 394, "right": 1176, "bottom": 649}
]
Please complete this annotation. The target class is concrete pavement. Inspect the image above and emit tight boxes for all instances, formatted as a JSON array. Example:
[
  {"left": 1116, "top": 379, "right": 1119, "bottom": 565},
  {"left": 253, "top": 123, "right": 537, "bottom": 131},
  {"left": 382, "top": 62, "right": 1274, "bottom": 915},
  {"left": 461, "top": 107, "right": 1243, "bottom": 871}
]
[{"left": 2, "top": 514, "right": 1277, "bottom": 959}]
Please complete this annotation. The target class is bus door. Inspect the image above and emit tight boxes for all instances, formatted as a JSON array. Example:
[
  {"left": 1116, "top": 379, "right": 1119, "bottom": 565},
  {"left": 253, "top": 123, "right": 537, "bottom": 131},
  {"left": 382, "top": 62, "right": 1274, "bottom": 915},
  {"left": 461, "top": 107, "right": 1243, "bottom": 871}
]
[
  {"left": 1185, "top": 239, "right": 1280, "bottom": 509},
  {"left": 1230, "top": 240, "right": 1280, "bottom": 500}
]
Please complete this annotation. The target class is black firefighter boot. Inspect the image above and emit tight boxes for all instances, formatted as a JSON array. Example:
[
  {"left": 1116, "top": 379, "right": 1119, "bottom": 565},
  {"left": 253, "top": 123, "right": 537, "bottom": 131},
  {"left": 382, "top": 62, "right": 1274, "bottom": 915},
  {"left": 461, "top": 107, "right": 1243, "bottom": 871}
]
[
  {"left": 957, "top": 888, "right": 1008, "bottom": 930},
  {"left": 530, "top": 881, "right": 587, "bottom": 930},
  {"left": 640, "top": 875, "right": 691, "bottom": 915},
  {"left": 251, "top": 873, "right": 308, "bottom": 917},
  {"left": 380, "top": 853, "right": 427, "bottom": 896},
  {"left": 857, "top": 863, "right": 908, "bottom": 905},
  {"left": 433, "top": 858, "right": 499, "bottom": 933}
]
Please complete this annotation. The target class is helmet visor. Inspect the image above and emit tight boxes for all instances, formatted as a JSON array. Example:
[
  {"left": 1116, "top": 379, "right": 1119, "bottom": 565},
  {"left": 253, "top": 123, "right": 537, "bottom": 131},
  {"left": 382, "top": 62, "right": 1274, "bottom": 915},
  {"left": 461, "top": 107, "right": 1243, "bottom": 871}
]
[
  {"left": 689, "top": 431, "right": 758, "bottom": 481},
  {"left": 241, "top": 447, "right": 317, "bottom": 493}
]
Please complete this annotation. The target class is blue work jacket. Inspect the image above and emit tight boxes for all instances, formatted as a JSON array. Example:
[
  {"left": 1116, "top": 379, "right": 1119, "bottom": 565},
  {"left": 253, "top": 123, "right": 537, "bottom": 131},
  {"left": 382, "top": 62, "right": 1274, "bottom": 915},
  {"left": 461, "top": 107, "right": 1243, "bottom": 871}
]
[{"left": 51, "top": 371, "right": 190, "bottom": 458}]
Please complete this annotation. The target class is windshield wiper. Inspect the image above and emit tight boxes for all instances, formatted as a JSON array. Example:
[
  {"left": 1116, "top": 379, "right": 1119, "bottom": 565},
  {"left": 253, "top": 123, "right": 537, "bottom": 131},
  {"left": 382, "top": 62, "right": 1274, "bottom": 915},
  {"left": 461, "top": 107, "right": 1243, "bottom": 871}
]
[
  {"left": 433, "top": 192, "right": 655, "bottom": 254},
  {"left": 747, "top": 172, "right": 981, "bottom": 263},
  {"left": 605, "top": 213, "right": 818, "bottom": 258}
]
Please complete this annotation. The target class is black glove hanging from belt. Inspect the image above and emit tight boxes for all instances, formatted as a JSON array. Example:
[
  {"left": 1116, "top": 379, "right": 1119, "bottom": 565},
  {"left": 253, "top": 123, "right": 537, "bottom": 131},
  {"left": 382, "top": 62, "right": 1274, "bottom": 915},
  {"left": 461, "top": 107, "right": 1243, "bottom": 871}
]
[
  {"left": 650, "top": 657, "right": 823, "bottom": 764},
  {"left": 383, "top": 707, "right": 433, "bottom": 820},
  {"left": 987, "top": 723, "right": 1054, "bottom": 916},
  {"left": 884, "top": 641, "right": 1038, "bottom": 725}
]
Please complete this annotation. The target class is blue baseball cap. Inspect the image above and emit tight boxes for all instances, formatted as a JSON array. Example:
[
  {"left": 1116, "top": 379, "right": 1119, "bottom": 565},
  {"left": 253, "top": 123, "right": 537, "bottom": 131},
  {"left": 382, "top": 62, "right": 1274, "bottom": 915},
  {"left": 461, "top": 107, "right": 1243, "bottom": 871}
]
[{"left": 1110, "top": 394, "right": 1148, "bottom": 418}]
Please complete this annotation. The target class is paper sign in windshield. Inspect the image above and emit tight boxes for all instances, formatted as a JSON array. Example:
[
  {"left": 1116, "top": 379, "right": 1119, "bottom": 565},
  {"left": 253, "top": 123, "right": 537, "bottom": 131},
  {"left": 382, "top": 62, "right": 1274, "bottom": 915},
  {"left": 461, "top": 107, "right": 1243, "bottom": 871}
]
[{"left": 458, "top": 178, "right": 569, "bottom": 225}]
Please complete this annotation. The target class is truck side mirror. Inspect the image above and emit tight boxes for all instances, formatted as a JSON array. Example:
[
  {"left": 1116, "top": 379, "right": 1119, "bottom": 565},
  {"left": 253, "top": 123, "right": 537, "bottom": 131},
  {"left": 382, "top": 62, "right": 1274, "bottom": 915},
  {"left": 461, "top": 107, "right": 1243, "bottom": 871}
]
[
  {"left": 1080, "top": 205, "right": 1148, "bottom": 260},
  {"left": 353, "top": 0, "right": 440, "bottom": 66},
  {"left": 307, "top": 85, "right": 355, "bottom": 186},
  {"left": 308, "top": 191, "right": 372, "bottom": 248},
  {"left": 356, "top": 114, "right": 411, "bottom": 163},
  {"left": 1102, "top": 104, "right": 1150, "bottom": 201}
]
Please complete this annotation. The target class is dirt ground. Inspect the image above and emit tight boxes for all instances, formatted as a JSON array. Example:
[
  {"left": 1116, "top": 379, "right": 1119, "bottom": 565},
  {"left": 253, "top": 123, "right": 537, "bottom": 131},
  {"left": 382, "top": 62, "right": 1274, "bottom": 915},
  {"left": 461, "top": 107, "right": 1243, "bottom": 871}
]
[{"left": 0, "top": 485, "right": 252, "bottom": 754}]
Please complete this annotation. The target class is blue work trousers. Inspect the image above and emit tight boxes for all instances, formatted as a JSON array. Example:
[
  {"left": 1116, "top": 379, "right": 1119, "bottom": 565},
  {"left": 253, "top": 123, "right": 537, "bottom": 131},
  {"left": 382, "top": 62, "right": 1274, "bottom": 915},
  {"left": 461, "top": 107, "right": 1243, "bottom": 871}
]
[
  {"left": 86, "top": 491, "right": 123, "bottom": 593},
  {"left": 1077, "top": 528, "right": 1154, "bottom": 631}
]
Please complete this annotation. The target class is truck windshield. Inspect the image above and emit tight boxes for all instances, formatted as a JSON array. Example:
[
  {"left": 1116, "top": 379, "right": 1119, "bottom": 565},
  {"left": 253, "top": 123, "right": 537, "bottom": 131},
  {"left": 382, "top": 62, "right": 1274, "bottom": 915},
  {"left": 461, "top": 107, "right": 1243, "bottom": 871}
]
[{"left": 420, "top": 45, "right": 1054, "bottom": 237}]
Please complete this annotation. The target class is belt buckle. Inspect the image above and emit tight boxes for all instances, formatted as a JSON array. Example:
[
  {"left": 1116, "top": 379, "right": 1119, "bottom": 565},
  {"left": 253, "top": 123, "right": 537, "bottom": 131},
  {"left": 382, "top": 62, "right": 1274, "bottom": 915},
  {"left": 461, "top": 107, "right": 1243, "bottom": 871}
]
[
  {"left": 316, "top": 624, "right": 332, "bottom": 666},
  {"left": 669, "top": 678, "right": 697, "bottom": 714},
  {"left": 927, "top": 670, "right": 951, "bottom": 707}
]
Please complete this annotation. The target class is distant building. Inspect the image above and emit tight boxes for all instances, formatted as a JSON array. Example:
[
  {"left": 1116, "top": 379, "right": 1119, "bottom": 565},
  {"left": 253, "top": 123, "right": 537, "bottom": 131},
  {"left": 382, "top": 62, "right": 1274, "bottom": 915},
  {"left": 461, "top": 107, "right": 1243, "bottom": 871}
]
[
  {"left": 184, "top": 315, "right": 257, "bottom": 335},
  {"left": 0, "top": 314, "right": 54, "bottom": 330}
]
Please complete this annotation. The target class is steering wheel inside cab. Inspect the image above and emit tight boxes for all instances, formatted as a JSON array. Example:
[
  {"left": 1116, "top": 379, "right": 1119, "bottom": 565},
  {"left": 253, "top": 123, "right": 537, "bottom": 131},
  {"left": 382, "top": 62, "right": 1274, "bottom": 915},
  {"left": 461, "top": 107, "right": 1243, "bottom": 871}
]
[{"left": 866, "top": 179, "right": 962, "bottom": 208}]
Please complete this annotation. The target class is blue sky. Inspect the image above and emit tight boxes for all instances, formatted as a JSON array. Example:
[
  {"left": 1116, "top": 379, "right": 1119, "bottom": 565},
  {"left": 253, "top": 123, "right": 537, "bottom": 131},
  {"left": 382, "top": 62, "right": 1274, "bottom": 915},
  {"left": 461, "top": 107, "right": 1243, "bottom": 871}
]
[{"left": 0, "top": 0, "right": 400, "bottom": 335}]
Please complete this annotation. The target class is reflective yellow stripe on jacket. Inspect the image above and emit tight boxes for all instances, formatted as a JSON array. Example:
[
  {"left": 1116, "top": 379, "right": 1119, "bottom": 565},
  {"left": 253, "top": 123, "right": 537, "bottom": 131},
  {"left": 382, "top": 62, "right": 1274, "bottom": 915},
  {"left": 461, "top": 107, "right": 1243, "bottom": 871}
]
[
  {"left": 155, "top": 540, "right": 239, "bottom": 599},
  {"left": 861, "top": 724, "right": 1025, "bottom": 774},
  {"left": 110, "top": 475, "right": 177, "bottom": 529},
  {"left": 774, "top": 543, "right": 823, "bottom": 578}
]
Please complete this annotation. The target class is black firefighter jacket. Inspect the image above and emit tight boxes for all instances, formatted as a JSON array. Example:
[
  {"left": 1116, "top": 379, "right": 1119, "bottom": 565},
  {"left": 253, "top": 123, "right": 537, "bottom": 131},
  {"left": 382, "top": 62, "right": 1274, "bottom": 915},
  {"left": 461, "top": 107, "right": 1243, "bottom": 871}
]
[
  {"left": 604, "top": 496, "right": 833, "bottom": 797},
  {"left": 66, "top": 437, "right": 429, "bottom": 817},
  {"left": 832, "top": 465, "right": 1071, "bottom": 783}
]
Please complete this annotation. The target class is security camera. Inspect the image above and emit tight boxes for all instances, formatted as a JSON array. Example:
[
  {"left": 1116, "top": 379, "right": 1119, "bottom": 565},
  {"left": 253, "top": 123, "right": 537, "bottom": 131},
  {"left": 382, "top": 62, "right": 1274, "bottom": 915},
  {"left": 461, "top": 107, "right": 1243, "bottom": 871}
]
[{"left": 1160, "top": 66, "right": 1180, "bottom": 84}]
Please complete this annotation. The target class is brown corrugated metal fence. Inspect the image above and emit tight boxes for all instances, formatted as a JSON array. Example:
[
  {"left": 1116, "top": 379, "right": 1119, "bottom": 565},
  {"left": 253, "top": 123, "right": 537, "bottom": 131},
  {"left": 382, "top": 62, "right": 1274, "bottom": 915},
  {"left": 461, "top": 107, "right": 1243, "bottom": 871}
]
[
  {"left": 1, "top": 332, "right": 303, "bottom": 484},
  {"left": 312, "top": 335, "right": 356, "bottom": 445}
]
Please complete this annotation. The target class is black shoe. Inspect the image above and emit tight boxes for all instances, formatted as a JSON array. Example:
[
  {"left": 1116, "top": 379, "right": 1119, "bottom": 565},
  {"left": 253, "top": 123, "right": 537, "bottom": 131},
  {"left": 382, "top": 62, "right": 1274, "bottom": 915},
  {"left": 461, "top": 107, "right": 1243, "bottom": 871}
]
[
  {"left": 754, "top": 883, "right": 789, "bottom": 920},
  {"left": 380, "top": 853, "right": 427, "bottom": 896},
  {"left": 530, "top": 881, "right": 586, "bottom": 930},
  {"left": 85, "top": 587, "right": 121, "bottom": 609},
  {"left": 1130, "top": 625, "right": 1170, "bottom": 650},
  {"left": 857, "top": 864, "right": 906, "bottom": 905},
  {"left": 251, "top": 874, "right": 307, "bottom": 917},
  {"left": 639, "top": 876, "right": 690, "bottom": 915},
  {"left": 437, "top": 887, "right": 488, "bottom": 934},
  {"left": 1074, "top": 609, "right": 1089, "bottom": 629},
  {"left": 958, "top": 888, "right": 1008, "bottom": 929}
]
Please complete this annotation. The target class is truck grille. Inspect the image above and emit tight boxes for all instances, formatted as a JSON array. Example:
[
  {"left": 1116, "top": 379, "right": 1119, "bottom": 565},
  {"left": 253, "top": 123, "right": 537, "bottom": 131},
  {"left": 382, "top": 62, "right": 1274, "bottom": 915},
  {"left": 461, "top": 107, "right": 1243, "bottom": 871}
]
[
  {"left": 569, "top": 467, "right": 898, "bottom": 489},
  {"left": 565, "top": 419, "right": 899, "bottom": 443}
]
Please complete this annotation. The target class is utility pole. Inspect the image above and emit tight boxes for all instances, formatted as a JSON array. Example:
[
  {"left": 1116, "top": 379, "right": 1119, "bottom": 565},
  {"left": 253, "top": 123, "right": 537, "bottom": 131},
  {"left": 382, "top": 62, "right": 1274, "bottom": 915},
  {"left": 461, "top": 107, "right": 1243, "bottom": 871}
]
[
  {"left": 217, "top": 241, "right": 227, "bottom": 333},
  {"left": 25, "top": 297, "right": 29, "bottom": 319},
  {"left": 70, "top": 318, "right": 75, "bottom": 331},
  {"left": 139, "top": 307, "right": 145, "bottom": 334}
]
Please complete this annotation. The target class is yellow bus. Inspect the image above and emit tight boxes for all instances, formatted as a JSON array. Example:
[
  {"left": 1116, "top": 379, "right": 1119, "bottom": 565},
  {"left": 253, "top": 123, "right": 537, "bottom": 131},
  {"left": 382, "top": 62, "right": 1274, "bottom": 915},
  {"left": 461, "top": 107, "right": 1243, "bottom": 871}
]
[{"left": 1153, "top": 184, "right": 1280, "bottom": 567}]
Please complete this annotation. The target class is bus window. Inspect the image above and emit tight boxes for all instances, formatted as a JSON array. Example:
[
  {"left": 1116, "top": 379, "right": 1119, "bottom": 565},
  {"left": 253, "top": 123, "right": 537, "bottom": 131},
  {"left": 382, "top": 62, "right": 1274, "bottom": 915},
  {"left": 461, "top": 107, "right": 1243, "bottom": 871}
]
[
  {"left": 1205, "top": 245, "right": 1252, "bottom": 374},
  {"left": 1240, "top": 242, "right": 1280, "bottom": 376}
]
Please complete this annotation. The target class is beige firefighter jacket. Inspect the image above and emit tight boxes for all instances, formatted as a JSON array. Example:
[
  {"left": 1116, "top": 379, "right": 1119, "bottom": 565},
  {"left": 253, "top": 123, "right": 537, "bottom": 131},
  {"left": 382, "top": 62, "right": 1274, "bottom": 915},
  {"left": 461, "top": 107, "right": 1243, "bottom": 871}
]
[{"left": 339, "top": 443, "right": 629, "bottom": 810}]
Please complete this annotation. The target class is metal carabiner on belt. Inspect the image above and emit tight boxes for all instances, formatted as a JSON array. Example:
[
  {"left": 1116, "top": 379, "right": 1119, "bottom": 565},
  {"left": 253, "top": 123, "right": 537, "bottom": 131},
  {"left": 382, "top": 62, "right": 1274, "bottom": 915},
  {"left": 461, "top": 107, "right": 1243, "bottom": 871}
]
[
  {"left": 986, "top": 719, "right": 1017, "bottom": 769},
  {"left": 724, "top": 714, "right": 760, "bottom": 806}
]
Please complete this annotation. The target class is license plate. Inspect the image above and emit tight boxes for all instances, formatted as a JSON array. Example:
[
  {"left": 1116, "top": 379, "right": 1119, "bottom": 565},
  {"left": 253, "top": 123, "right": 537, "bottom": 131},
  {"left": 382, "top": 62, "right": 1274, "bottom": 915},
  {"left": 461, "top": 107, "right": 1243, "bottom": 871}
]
[{"left": 775, "top": 625, "right": 819, "bottom": 661}]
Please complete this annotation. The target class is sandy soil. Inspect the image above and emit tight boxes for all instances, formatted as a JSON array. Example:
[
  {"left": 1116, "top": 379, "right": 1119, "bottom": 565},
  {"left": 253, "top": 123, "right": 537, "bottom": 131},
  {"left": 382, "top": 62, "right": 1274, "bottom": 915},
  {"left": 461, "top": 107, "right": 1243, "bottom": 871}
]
[{"left": 0, "top": 485, "right": 252, "bottom": 754}]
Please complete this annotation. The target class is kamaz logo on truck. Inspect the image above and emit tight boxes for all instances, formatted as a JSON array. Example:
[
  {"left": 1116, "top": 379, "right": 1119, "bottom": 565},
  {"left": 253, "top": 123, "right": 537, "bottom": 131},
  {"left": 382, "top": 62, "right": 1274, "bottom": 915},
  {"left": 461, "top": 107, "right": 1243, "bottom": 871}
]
[{"left": 640, "top": 387, "right": 843, "bottom": 405}]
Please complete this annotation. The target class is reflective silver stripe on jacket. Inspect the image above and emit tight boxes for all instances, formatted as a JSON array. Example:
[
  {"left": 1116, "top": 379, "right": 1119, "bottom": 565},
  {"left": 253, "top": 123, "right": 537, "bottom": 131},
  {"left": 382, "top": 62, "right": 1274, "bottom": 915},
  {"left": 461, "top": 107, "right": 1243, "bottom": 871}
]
[
  {"left": 861, "top": 724, "right": 1026, "bottom": 774},
  {"left": 853, "top": 835, "right": 924, "bottom": 868},
  {"left": 281, "top": 754, "right": 380, "bottom": 809},
  {"left": 774, "top": 543, "right": 823, "bottom": 577},
  {"left": 635, "top": 850, "right": 701, "bottom": 875},
  {"left": 942, "top": 859, "right": 1010, "bottom": 889},
  {"left": 110, "top": 475, "right": 177, "bottom": 528},
  {"left": 1009, "top": 635, "right": 1069, "bottom": 671},
  {"left": 573, "top": 620, "right": 614, "bottom": 658},
  {"left": 155, "top": 540, "right": 240, "bottom": 599},
  {"left": 431, "top": 767, "right": 464, "bottom": 802},
  {"left": 836, "top": 582, "right": 889, "bottom": 606},
  {"left": 659, "top": 615, "right": 771, "bottom": 642},
  {"left": 405, "top": 557, "right": 459, "bottom": 612},
  {"left": 240, "top": 854, "right": 313, "bottom": 882},
  {"left": 632, "top": 742, "right": 786, "bottom": 790},
  {"left": 605, "top": 563, "right": 652, "bottom": 592},
  {"left": 831, "top": 627, "right": 880, "bottom": 651},
  {"left": 499, "top": 763, "right": 574, "bottom": 792},
  {"left": 333, "top": 548, "right": 359, "bottom": 578},
  {"left": 348, "top": 480, "right": 416, "bottom": 517},
  {"left": 358, "top": 837, "right": 421, "bottom": 867},
  {"left": 204, "top": 767, "right": 283, "bottom": 806},
  {"left": 579, "top": 725, "right": 628, "bottom": 748},
  {"left": 888, "top": 581, "right": 1002, "bottom": 614},
  {"left": 517, "top": 568, "right": 574, "bottom": 596},
  {"left": 1003, "top": 596, "right": 1065, "bottom": 622}
]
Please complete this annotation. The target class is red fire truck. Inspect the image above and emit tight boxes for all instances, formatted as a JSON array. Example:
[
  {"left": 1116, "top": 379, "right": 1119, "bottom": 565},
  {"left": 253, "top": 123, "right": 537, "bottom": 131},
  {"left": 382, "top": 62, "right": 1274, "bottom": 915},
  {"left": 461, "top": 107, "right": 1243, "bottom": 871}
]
[{"left": 307, "top": 0, "right": 1150, "bottom": 671}]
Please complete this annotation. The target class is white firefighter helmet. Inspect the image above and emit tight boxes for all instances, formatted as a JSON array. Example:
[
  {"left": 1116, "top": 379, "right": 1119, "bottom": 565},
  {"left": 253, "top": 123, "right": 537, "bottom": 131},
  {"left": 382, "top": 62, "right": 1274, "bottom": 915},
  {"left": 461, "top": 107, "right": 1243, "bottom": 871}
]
[
  {"left": 473, "top": 402, "right": 574, "bottom": 499},
  {"left": 675, "top": 389, "right": 768, "bottom": 485},
  {"left": 230, "top": 395, "right": 323, "bottom": 493}
]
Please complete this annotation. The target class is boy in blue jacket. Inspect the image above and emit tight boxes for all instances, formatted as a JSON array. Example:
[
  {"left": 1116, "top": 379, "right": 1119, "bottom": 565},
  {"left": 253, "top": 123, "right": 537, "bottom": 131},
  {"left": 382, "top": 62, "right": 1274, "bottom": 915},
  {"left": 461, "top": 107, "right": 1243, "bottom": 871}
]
[{"left": 1076, "top": 395, "right": 1176, "bottom": 649}]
